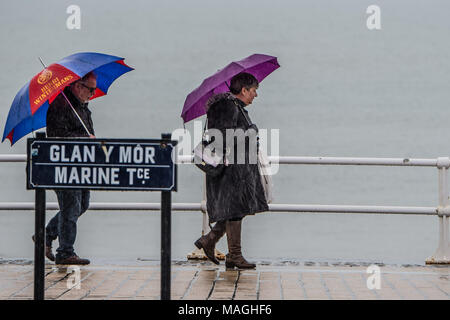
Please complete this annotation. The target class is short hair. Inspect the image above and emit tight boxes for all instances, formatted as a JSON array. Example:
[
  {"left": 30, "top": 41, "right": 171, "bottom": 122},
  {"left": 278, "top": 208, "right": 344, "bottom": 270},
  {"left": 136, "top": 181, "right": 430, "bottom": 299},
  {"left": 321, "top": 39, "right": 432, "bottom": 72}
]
[
  {"left": 229, "top": 72, "right": 259, "bottom": 95},
  {"left": 80, "top": 71, "right": 97, "bottom": 82},
  {"left": 71, "top": 72, "right": 97, "bottom": 89}
]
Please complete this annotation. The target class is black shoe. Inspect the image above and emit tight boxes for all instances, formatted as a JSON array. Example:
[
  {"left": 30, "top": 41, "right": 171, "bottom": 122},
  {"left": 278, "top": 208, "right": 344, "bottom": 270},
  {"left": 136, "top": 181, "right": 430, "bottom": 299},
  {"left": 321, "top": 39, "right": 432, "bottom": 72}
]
[
  {"left": 55, "top": 255, "right": 90, "bottom": 265},
  {"left": 31, "top": 235, "right": 55, "bottom": 262}
]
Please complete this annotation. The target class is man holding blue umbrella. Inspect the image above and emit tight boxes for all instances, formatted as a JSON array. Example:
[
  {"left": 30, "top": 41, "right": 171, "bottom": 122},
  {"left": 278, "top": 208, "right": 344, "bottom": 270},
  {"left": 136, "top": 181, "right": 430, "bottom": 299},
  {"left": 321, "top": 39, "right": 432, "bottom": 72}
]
[
  {"left": 3, "top": 52, "right": 134, "bottom": 265},
  {"left": 3, "top": 52, "right": 133, "bottom": 145},
  {"left": 44, "top": 71, "right": 97, "bottom": 265}
]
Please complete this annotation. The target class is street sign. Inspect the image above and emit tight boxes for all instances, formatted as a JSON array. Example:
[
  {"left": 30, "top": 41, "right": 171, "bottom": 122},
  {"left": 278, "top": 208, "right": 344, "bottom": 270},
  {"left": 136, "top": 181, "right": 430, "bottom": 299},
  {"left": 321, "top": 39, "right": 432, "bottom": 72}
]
[
  {"left": 27, "top": 138, "right": 177, "bottom": 191},
  {"left": 28, "top": 134, "right": 177, "bottom": 301}
]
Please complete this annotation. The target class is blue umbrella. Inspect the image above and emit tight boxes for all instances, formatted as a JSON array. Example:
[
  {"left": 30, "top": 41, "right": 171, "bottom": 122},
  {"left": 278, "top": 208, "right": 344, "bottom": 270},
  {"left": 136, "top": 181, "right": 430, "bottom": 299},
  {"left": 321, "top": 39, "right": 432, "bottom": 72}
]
[{"left": 2, "top": 52, "right": 133, "bottom": 145}]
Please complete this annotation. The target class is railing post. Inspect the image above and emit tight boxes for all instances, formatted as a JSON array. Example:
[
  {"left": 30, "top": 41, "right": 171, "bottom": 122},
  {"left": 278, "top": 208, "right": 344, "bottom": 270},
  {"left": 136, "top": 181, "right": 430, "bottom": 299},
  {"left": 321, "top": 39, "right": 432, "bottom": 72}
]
[
  {"left": 186, "top": 175, "right": 225, "bottom": 261},
  {"left": 186, "top": 176, "right": 208, "bottom": 260},
  {"left": 201, "top": 175, "right": 210, "bottom": 236},
  {"left": 426, "top": 157, "right": 450, "bottom": 264}
]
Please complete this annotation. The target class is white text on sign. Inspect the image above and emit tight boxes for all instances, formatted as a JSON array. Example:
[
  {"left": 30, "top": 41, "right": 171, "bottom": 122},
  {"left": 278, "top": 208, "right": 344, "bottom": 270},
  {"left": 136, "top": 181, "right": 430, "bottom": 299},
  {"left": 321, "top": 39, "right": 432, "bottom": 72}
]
[{"left": 49, "top": 145, "right": 156, "bottom": 164}]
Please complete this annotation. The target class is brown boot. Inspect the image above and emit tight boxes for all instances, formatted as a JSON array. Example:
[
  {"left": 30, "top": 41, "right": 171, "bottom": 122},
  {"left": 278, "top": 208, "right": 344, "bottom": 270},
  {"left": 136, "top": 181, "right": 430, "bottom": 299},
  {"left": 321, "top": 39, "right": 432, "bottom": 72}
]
[
  {"left": 194, "top": 220, "right": 226, "bottom": 264},
  {"left": 225, "top": 220, "right": 256, "bottom": 270}
]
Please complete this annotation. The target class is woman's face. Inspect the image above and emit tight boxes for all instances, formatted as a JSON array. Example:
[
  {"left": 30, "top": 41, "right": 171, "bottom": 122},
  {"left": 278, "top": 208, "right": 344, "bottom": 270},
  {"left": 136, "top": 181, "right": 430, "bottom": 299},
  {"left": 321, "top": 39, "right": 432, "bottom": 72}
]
[{"left": 241, "top": 86, "right": 258, "bottom": 106}]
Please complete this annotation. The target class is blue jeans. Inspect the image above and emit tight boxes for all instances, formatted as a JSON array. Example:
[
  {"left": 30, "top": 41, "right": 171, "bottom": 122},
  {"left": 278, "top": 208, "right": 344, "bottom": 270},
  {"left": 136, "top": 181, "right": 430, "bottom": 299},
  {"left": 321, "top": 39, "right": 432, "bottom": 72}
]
[{"left": 46, "top": 190, "right": 90, "bottom": 259}]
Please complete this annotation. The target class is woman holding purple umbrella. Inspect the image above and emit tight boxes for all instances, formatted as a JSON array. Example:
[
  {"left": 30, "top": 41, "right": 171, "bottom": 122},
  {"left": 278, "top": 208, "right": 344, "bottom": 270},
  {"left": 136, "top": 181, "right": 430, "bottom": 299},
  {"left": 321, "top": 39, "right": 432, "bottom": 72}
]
[{"left": 194, "top": 72, "right": 269, "bottom": 270}]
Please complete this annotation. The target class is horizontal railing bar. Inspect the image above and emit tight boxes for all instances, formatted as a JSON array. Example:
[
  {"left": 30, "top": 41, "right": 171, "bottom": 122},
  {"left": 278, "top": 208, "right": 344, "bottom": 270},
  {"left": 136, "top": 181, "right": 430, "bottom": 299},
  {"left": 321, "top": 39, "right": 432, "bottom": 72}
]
[
  {"left": 155, "top": 155, "right": 440, "bottom": 167},
  {"left": 0, "top": 202, "right": 201, "bottom": 211},
  {"left": 267, "top": 156, "right": 438, "bottom": 167},
  {"left": 268, "top": 204, "right": 437, "bottom": 215},
  {"left": 0, "top": 154, "right": 440, "bottom": 167},
  {"left": 0, "top": 202, "right": 437, "bottom": 215},
  {"left": 0, "top": 154, "right": 27, "bottom": 162}
]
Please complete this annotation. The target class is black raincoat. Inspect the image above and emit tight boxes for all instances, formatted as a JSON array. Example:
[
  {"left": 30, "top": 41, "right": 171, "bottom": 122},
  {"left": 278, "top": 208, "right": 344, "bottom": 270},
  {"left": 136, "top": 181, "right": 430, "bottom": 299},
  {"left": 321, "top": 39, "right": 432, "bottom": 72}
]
[
  {"left": 205, "top": 93, "right": 269, "bottom": 223},
  {"left": 46, "top": 86, "right": 94, "bottom": 138}
]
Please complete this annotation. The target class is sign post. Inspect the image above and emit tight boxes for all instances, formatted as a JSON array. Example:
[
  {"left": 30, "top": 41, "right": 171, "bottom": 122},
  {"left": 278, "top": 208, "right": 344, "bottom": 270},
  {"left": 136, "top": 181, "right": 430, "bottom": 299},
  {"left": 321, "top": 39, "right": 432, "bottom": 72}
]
[
  {"left": 160, "top": 133, "right": 172, "bottom": 300},
  {"left": 34, "top": 188, "right": 46, "bottom": 300},
  {"left": 30, "top": 131, "right": 46, "bottom": 301},
  {"left": 27, "top": 134, "right": 177, "bottom": 300}
]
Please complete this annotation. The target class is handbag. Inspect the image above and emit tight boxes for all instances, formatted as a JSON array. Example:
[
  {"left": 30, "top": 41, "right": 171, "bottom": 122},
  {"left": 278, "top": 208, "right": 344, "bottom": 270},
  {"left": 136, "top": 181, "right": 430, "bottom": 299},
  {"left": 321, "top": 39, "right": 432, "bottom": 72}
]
[
  {"left": 258, "top": 147, "right": 274, "bottom": 204},
  {"left": 193, "top": 119, "right": 227, "bottom": 177}
]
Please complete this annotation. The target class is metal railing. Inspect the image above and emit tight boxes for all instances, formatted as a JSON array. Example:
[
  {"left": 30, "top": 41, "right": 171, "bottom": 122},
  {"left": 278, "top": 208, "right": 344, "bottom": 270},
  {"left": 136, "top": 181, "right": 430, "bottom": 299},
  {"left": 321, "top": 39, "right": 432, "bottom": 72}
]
[{"left": 0, "top": 154, "right": 449, "bottom": 264}]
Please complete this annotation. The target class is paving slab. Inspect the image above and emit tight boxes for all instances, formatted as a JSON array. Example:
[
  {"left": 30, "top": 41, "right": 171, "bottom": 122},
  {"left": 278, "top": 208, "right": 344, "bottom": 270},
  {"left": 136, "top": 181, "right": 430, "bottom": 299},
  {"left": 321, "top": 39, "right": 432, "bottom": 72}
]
[{"left": 0, "top": 262, "right": 448, "bottom": 300}]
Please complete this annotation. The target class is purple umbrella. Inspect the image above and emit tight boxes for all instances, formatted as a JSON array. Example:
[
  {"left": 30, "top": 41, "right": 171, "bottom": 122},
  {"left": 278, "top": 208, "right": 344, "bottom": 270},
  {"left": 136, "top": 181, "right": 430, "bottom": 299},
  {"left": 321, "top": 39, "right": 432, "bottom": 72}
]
[{"left": 181, "top": 54, "right": 280, "bottom": 123}]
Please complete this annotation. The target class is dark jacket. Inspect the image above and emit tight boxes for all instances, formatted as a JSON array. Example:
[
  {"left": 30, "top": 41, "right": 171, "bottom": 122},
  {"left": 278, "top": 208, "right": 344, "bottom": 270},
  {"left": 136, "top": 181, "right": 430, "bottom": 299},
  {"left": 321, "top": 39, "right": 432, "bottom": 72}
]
[
  {"left": 205, "top": 93, "right": 269, "bottom": 223},
  {"left": 46, "top": 86, "right": 95, "bottom": 138}
]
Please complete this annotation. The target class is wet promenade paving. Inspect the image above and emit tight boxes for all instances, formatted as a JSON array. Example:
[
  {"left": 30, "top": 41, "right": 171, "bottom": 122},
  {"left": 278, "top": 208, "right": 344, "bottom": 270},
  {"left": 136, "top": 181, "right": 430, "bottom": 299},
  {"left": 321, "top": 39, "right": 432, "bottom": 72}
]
[{"left": 0, "top": 261, "right": 448, "bottom": 300}]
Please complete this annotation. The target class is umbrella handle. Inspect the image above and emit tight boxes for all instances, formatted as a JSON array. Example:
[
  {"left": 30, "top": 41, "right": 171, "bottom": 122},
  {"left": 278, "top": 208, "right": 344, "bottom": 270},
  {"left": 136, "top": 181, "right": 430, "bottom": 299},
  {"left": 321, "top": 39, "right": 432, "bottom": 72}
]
[{"left": 60, "top": 91, "right": 93, "bottom": 137}]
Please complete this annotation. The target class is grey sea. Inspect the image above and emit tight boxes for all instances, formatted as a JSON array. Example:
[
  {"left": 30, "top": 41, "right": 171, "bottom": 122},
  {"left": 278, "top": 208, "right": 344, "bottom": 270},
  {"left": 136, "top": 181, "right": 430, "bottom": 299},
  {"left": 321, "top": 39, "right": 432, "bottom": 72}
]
[{"left": 1, "top": 0, "right": 450, "bottom": 266}]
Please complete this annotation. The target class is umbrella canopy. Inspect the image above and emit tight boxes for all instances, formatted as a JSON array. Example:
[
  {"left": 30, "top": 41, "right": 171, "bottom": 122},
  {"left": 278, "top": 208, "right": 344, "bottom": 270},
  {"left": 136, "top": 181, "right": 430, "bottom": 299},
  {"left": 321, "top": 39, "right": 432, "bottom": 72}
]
[
  {"left": 2, "top": 52, "right": 133, "bottom": 145},
  {"left": 181, "top": 53, "right": 280, "bottom": 123}
]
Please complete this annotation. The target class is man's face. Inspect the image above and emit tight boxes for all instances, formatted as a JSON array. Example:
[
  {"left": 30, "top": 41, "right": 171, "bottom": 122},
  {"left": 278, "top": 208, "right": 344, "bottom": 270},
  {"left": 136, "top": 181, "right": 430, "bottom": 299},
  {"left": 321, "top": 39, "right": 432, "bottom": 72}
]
[
  {"left": 73, "top": 76, "right": 97, "bottom": 103},
  {"left": 241, "top": 86, "right": 258, "bottom": 106}
]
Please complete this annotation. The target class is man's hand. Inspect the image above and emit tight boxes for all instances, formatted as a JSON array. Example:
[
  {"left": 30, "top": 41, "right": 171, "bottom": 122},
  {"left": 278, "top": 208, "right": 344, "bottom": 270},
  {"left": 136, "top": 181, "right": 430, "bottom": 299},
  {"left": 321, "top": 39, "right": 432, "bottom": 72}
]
[{"left": 89, "top": 134, "right": 96, "bottom": 138}]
